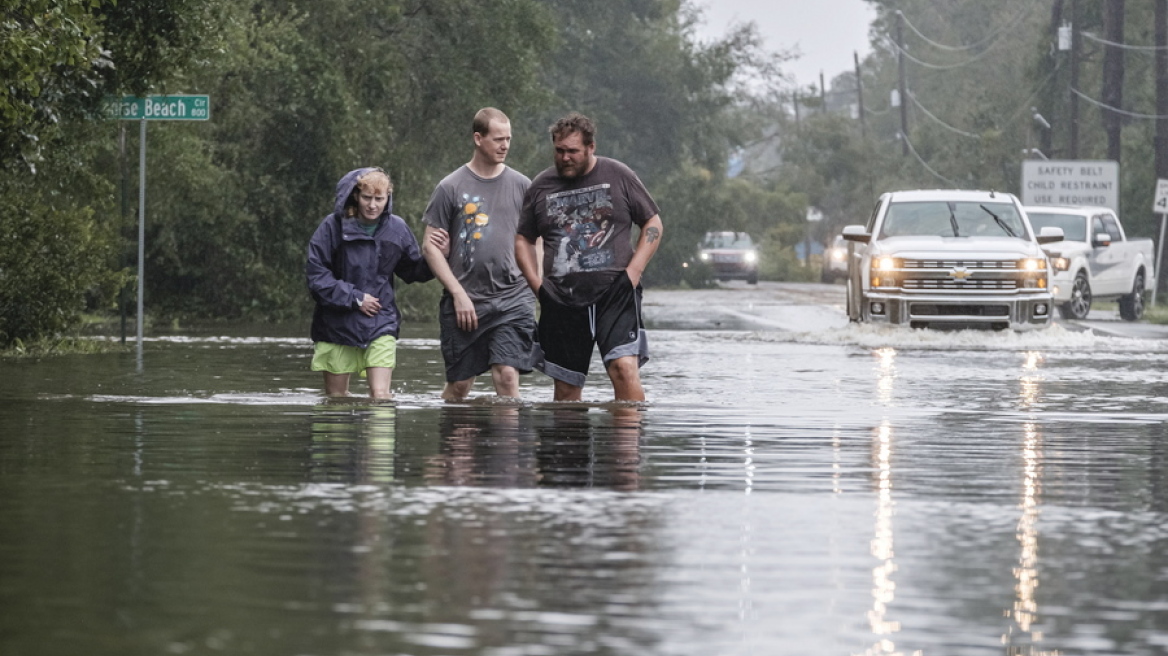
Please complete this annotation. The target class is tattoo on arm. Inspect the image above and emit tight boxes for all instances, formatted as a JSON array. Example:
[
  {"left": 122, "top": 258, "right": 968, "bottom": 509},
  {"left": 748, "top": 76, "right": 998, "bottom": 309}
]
[{"left": 646, "top": 227, "right": 660, "bottom": 244}]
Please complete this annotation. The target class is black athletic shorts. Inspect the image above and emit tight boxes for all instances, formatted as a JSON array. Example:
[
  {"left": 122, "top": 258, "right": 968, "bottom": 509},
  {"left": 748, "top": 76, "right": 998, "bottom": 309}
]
[{"left": 534, "top": 271, "right": 649, "bottom": 387}]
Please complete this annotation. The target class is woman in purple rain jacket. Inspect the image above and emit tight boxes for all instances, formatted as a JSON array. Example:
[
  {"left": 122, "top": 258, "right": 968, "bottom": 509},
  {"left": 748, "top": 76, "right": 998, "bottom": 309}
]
[{"left": 305, "top": 167, "right": 436, "bottom": 398}]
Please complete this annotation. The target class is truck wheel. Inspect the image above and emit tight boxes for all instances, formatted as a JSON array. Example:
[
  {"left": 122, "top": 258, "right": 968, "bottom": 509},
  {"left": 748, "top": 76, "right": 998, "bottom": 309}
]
[
  {"left": 1059, "top": 271, "right": 1091, "bottom": 320},
  {"left": 1119, "top": 271, "right": 1146, "bottom": 321}
]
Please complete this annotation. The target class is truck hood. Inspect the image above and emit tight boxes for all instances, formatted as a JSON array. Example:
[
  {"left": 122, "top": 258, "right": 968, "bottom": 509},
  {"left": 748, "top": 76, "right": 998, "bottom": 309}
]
[{"left": 872, "top": 235, "right": 1044, "bottom": 258}]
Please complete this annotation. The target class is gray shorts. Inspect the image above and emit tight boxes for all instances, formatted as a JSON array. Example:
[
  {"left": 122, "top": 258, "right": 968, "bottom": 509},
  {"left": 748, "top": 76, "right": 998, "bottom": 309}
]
[{"left": 439, "top": 294, "right": 537, "bottom": 383}]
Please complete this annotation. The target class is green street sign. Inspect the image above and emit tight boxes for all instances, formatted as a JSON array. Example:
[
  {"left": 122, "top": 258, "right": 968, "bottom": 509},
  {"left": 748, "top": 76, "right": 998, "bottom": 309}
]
[{"left": 106, "top": 95, "right": 210, "bottom": 121}]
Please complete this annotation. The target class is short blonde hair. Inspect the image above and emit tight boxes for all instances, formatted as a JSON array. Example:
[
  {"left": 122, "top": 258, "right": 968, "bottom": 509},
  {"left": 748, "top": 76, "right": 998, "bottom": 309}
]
[{"left": 356, "top": 169, "right": 391, "bottom": 195}]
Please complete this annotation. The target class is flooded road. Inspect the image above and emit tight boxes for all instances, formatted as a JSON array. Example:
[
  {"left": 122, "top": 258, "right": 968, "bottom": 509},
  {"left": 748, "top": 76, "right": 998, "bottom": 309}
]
[{"left": 3, "top": 282, "right": 1168, "bottom": 655}]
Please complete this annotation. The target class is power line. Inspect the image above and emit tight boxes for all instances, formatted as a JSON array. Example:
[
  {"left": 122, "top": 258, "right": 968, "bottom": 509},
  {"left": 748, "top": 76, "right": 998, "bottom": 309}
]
[
  {"left": 1071, "top": 87, "right": 1168, "bottom": 120},
  {"left": 899, "top": 131, "right": 959, "bottom": 187},
  {"left": 897, "top": 6, "right": 1035, "bottom": 53},
  {"left": 879, "top": 36, "right": 1003, "bottom": 71},
  {"left": 908, "top": 90, "right": 981, "bottom": 139},
  {"left": 1079, "top": 30, "right": 1168, "bottom": 52}
]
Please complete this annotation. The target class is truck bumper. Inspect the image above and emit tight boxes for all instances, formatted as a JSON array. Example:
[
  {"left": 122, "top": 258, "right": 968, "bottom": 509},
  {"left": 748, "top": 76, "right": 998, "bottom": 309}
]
[
  {"left": 861, "top": 291, "right": 1054, "bottom": 331},
  {"left": 1048, "top": 272, "right": 1074, "bottom": 302}
]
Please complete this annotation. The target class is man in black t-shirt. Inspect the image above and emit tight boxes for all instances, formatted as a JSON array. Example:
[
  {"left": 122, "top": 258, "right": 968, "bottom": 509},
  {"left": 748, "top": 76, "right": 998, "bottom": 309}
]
[{"left": 516, "top": 112, "right": 664, "bottom": 402}]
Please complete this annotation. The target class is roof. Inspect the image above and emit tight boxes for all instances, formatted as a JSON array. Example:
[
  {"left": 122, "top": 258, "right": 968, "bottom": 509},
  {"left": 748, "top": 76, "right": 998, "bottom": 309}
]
[
  {"left": 1023, "top": 204, "right": 1116, "bottom": 216},
  {"left": 882, "top": 189, "right": 1020, "bottom": 203}
]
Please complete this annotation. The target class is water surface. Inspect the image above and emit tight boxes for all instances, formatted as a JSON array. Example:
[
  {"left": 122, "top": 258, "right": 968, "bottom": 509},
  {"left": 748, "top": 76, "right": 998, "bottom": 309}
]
[{"left": 4, "top": 291, "right": 1168, "bottom": 655}]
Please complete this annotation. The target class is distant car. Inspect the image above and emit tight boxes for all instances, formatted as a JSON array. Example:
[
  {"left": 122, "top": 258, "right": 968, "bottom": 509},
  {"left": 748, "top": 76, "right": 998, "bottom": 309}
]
[
  {"left": 699, "top": 231, "right": 758, "bottom": 284},
  {"left": 821, "top": 235, "right": 848, "bottom": 282}
]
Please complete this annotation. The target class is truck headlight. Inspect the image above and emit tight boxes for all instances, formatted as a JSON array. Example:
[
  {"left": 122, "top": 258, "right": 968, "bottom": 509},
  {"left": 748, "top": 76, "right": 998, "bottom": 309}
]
[
  {"left": 1050, "top": 256, "right": 1069, "bottom": 272},
  {"left": 699, "top": 252, "right": 710, "bottom": 262},
  {"left": 870, "top": 256, "right": 899, "bottom": 287},
  {"left": 744, "top": 251, "right": 758, "bottom": 263},
  {"left": 1019, "top": 258, "right": 1046, "bottom": 271}
]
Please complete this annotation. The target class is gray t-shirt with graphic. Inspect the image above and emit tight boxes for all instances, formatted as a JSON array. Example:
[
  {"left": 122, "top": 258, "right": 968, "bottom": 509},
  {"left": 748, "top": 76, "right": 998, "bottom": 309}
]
[
  {"left": 518, "top": 157, "right": 659, "bottom": 307},
  {"left": 422, "top": 165, "right": 532, "bottom": 308}
]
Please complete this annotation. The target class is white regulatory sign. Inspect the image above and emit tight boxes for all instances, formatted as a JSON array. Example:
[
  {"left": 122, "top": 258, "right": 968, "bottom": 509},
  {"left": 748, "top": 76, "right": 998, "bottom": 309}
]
[
  {"left": 1020, "top": 160, "right": 1119, "bottom": 212},
  {"left": 1154, "top": 178, "right": 1168, "bottom": 214}
]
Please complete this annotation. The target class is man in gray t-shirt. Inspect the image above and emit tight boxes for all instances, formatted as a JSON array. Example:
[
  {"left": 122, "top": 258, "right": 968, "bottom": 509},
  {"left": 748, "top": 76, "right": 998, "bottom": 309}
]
[{"left": 422, "top": 108, "right": 535, "bottom": 402}]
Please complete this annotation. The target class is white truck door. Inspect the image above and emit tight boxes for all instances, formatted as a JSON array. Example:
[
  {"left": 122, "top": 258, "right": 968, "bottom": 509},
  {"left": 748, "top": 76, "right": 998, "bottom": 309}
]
[{"left": 1090, "top": 213, "right": 1127, "bottom": 295}]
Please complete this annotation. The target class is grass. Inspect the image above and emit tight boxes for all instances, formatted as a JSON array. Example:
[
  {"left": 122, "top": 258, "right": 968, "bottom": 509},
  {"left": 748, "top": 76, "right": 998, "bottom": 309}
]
[{"left": 0, "top": 335, "right": 130, "bottom": 359}]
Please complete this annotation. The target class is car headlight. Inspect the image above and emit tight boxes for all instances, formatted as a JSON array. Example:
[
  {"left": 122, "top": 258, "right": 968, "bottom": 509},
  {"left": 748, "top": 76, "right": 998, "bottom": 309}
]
[
  {"left": 699, "top": 252, "right": 710, "bottom": 262},
  {"left": 830, "top": 248, "right": 846, "bottom": 262},
  {"left": 744, "top": 251, "right": 758, "bottom": 263}
]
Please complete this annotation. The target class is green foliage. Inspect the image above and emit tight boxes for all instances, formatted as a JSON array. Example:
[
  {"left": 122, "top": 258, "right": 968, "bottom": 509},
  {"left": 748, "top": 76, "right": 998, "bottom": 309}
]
[
  {"left": 0, "top": 0, "right": 823, "bottom": 341},
  {"left": 0, "top": 175, "right": 124, "bottom": 348},
  {"left": 0, "top": 0, "right": 107, "bottom": 170}
]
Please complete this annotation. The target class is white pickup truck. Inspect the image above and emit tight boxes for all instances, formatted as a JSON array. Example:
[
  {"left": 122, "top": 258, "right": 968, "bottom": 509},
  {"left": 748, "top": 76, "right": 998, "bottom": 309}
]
[
  {"left": 841, "top": 189, "right": 1063, "bottom": 331},
  {"left": 1024, "top": 205, "right": 1155, "bottom": 321}
]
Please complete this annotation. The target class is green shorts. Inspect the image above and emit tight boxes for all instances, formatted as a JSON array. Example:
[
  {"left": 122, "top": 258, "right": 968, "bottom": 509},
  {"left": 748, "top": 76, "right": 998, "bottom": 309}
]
[{"left": 311, "top": 335, "right": 397, "bottom": 375}]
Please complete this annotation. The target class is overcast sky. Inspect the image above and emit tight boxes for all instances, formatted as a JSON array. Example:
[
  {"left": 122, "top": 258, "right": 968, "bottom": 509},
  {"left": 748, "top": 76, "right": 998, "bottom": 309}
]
[{"left": 692, "top": 0, "right": 877, "bottom": 88}]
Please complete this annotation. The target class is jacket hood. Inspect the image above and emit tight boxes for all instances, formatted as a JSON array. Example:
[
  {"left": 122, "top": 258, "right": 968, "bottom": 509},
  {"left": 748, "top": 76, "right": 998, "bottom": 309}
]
[{"left": 334, "top": 167, "right": 393, "bottom": 218}]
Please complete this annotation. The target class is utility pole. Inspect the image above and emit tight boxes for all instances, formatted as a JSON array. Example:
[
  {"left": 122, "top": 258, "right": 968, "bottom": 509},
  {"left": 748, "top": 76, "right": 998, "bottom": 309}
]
[
  {"left": 854, "top": 51, "right": 867, "bottom": 140},
  {"left": 1102, "top": 0, "right": 1125, "bottom": 164},
  {"left": 819, "top": 71, "right": 827, "bottom": 113},
  {"left": 896, "top": 10, "right": 909, "bottom": 155},
  {"left": 1156, "top": 0, "right": 1168, "bottom": 296},
  {"left": 1069, "top": 0, "right": 1081, "bottom": 158}
]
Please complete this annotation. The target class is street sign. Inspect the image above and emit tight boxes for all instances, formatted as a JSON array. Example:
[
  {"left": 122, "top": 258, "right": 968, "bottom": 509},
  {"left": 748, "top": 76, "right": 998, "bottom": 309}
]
[
  {"left": 104, "top": 94, "right": 211, "bottom": 362},
  {"left": 105, "top": 95, "right": 210, "bottom": 121},
  {"left": 1154, "top": 178, "right": 1168, "bottom": 214},
  {"left": 1020, "top": 159, "right": 1119, "bottom": 213},
  {"left": 1155, "top": 179, "right": 1168, "bottom": 307}
]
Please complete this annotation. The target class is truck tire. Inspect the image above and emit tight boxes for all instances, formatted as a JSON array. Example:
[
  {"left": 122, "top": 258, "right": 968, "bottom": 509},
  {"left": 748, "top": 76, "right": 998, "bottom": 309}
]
[
  {"left": 1059, "top": 271, "right": 1091, "bottom": 320},
  {"left": 1119, "top": 271, "right": 1146, "bottom": 321}
]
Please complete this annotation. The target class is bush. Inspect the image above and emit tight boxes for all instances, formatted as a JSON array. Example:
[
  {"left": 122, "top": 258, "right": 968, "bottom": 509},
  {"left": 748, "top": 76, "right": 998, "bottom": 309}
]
[{"left": 0, "top": 186, "right": 124, "bottom": 347}]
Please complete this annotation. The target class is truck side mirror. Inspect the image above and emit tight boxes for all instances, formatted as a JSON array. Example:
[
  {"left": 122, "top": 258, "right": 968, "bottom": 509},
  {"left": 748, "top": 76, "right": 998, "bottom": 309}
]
[
  {"left": 1035, "top": 226, "right": 1064, "bottom": 245},
  {"left": 841, "top": 225, "right": 871, "bottom": 244},
  {"left": 1092, "top": 232, "right": 1111, "bottom": 248}
]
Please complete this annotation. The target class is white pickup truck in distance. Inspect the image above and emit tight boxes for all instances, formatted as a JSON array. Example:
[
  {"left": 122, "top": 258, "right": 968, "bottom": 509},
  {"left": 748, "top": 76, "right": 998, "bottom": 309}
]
[
  {"left": 842, "top": 189, "right": 1064, "bottom": 331},
  {"left": 1025, "top": 205, "right": 1155, "bottom": 321}
]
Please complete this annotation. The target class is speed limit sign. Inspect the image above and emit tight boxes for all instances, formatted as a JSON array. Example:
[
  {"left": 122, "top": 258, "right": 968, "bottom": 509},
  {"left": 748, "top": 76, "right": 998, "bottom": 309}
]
[
  {"left": 1156, "top": 179, "right": 1168, "bottom": 306},
  {"left": 1155, "top": 178, "right": 1168, "bottom": 214}
]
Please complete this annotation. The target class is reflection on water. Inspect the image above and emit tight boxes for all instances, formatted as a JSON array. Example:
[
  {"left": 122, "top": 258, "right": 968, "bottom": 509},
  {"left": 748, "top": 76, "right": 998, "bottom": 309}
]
[
  {"left": 311, "top": 402, "right": 399, "bottom": 483},
  {"left": 863, "top": 420, "right": 903, "bottom": 656},
  {"left": 4, "top": 326, "right": 1168, "bottom": 655},
  {"left": 422, "top": 403, "right": 644, "bottom": 491}
]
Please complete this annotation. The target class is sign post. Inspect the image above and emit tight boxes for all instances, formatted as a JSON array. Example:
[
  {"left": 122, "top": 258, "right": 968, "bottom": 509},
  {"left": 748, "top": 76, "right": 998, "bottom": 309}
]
[
  {"left": 108, "top": 95, "right": 210, "bottom": 364},
  {"left": 1153, "top": 179, "right": 1168, "bottom": 306}
]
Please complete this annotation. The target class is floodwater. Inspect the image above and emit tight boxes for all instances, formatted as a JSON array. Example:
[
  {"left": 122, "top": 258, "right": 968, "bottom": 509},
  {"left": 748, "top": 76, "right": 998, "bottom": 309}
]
[{"left": 4, "top": 283, "right": 1168, "bottom": 656}]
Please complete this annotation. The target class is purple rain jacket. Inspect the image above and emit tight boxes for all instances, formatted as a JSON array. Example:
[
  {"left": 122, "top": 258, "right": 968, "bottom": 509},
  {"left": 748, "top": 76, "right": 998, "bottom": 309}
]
[{"left": 306, "top": 167, "right": 433, "bottom": 348}]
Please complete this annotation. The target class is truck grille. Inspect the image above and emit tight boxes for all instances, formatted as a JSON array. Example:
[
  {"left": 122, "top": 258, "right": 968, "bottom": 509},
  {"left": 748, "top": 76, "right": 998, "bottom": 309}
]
[
  {"left": 909, "top": 303, "right": 1011, "bottom": 317},
  {"left": 902, "top": 260, "right": 1017, "bottom": 269},
  {"left": 896, "top": 258, "right": 1024, "bottom": 293},
  {"left": 904, "top": 280, "right": 1018, "bottom": 290}
]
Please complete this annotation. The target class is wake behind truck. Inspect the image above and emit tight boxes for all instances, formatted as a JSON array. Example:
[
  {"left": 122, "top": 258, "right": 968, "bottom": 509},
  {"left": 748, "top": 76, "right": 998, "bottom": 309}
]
[
  {"left": 1024, "top": 205, "right": 1154, "bottom": 321},
  {"left": 841, "top": 189, "right": 1064, "bottom": 331}
]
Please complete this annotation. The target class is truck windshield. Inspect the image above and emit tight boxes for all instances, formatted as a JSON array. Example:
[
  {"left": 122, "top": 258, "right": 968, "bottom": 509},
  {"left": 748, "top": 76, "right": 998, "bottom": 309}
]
[
  {"left": 880, "top": 201, "right": 1027, "bottom": 239},
  {"left": 1027, "top": 212, "right": 1087, "bottom": 242}
]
